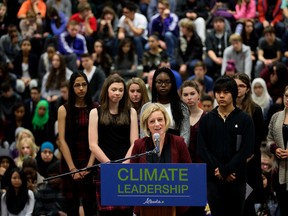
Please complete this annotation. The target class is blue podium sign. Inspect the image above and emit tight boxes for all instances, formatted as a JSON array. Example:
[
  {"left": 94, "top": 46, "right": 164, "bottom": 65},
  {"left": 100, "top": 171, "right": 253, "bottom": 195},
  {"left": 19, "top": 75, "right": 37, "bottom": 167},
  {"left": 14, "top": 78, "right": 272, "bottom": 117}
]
[{"left": 101, "top": 163, "right": 206, "bottom": 206}]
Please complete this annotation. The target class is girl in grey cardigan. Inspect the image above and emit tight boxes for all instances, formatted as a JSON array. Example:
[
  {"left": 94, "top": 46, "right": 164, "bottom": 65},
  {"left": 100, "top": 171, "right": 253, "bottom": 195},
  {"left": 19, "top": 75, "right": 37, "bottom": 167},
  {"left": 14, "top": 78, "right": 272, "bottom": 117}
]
[{"left": 267, "top": 85, "right": 288, "bottom": 216}]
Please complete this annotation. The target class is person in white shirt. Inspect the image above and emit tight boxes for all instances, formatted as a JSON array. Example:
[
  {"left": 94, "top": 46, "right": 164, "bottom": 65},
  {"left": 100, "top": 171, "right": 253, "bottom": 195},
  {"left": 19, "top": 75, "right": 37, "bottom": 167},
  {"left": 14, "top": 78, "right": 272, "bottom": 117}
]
[{"left": 118, "top": 1, "right": 148, "bottom": 63}]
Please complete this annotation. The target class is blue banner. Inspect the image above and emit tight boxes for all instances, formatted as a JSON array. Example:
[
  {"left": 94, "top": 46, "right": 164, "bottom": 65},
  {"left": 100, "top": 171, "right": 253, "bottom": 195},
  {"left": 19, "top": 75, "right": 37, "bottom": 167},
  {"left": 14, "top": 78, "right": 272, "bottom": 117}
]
[{"left": 101, "top": 163, "right": 206, "bottom": 206}]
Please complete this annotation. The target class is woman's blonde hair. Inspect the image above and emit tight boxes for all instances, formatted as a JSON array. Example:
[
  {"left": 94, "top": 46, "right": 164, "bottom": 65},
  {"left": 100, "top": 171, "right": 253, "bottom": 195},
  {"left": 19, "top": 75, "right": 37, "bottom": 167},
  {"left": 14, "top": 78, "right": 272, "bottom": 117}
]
[
  {"left": 179, "top": 18, "right": 195, "bottom": 32},
  {"left": 141, "top": 103, "right": 170, "bottom": 136},
  {"left": 17, "top": 137, "right": 38, "bottom": 159},
  {"left": 16, "top": 129, "right": 35, "bottom": 149}
]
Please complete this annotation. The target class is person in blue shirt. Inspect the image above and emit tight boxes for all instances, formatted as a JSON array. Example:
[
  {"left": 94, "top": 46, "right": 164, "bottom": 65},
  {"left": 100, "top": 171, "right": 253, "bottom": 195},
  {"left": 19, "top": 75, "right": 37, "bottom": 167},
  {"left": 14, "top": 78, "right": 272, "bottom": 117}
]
[
  {"left": 58, "top": 20, "right": 88, "bottom": 70},
  {"left": 149, "top": 0, "right": 179, "bottom": 63},
  {"left": 188, "top": 61, "right": 214, "bottom": 98}
]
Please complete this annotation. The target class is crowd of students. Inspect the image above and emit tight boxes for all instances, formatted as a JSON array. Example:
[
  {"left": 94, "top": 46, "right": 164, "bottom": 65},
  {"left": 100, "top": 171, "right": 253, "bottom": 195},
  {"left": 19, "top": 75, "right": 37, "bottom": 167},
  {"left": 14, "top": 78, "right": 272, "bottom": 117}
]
[{"left": 1, "top": 0, "right": 288, "bottom": 215}]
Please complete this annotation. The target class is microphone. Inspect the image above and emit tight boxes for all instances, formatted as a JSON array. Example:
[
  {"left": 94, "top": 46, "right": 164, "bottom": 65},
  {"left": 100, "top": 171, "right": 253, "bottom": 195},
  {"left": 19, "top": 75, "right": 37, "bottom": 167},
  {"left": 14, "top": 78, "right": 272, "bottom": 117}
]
[{"left": 153, "top": 133, "right": 160, "bottom": 156}]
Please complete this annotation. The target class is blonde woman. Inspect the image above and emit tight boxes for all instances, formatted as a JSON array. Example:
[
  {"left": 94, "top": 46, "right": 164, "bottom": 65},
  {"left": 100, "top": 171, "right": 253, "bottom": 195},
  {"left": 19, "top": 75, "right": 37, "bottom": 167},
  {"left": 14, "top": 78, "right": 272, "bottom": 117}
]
[
  {"left": 131, "top": 103, "right": 191, "bottom": 215},
  {"left": 14, "top": 137, "right": 38, "bottom": 168}
]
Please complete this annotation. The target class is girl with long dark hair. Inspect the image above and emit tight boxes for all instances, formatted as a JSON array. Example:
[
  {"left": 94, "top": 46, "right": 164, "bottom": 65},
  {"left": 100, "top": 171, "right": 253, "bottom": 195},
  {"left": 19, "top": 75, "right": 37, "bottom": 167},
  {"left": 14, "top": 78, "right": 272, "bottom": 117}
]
[
  {"left": 89, "top": 74, "right": 138, "bottom": 216},
  {"left": 113, "top": 38, "right": 138, "bottom": 80},
  {"left": 58, "top": 72, "right": 96, "bottom": 215},
  {"left": 92, "top": 39, "right": 113, "bottom": 77},
  {"left": 1, "top": 168, "right": 35, "bottom": 215},
  {"left": 41, "top": 53, "right": 72, "bottom": 103},
  {"left": 233, "top": 73, "right": 265, "bottom": 215},
  {"left": 141, "top": 67, "right": 190, "bottom": 145}
]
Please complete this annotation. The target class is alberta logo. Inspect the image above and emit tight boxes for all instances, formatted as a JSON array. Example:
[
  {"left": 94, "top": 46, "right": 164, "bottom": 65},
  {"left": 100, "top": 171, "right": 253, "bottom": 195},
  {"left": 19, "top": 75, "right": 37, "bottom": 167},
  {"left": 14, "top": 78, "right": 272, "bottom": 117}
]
[{"left": 143, "top": 198, "right": 165, "bottom": 205}]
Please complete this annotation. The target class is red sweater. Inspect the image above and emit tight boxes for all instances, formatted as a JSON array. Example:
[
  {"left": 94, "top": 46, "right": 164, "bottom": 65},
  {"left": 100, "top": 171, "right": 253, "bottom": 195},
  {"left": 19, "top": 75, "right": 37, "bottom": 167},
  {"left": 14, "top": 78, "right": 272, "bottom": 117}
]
[
  {"left": 258, "top": 0, "right": 283, "bottom": 25},
  {"left": 131, "top": 134, "right": 191, "bottom": 163},
  {"left": 131, "top": 134, "right": 192, "bottom": 215}
]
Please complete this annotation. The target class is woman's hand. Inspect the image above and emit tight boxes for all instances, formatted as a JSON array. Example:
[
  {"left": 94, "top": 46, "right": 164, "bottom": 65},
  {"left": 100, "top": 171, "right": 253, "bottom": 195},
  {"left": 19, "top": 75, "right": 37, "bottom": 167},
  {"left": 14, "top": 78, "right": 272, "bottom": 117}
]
[
  {"left": 0, "top": 167, "right": 6, "bottom": 176},
  {"left": 276, "top": 148, "right": 288, "bottom": 159},
  {"left": 27, "top": 179, "right": 37, "bottom": 191}
]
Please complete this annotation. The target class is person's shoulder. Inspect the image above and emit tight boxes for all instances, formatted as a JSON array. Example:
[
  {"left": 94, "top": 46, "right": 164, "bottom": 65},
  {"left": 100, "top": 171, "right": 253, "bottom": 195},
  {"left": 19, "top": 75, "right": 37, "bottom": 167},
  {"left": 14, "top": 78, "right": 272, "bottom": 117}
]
[
  {"left": 70, "top": 13, "right": 80, "bottom": 20},
  {"left": 170, "top": 133, "right": 184, "bottom": 142},
  {"left": 130, "top": 107, "right": 137, "bottom": 115},
  {"left": 171, "top": 69, "right": 181, "bottom": 79},
  {"left": 170, "top": 13, "right": 179, "bottom": 19},
  {"left": 65, "top": 67, "right": 73, "bottom": 75},
  {"left": 242, "top": 44, "right": 251, "bottom": 51},
  {"left": 135, "top": 12, "right": 147, "bottom": 19},
  {"left": 90, "top": 106, "right": 99, "bottom": 115},
  {"left": 275, "top": 37, "right": 283, "bottom": 45},
  {"left": 258, "top": 37, "right": 266, "bottom": 45},
  {"left": 75, "top": 33, "right": 86, "bottom": 40},
  {"left": 253, "top": 103, "right": 262, "bottom": 113},
  {"left": 118, "top": 15, "right": 125, "bottom": 23},
  {"left": 204, "top": 75, "right": 213, "bottom": 82},
  {"left": 271, "top": 109, "right": 284, "bottom": 120},
  {"left": 94, "top": 66, "right": 105, "bottom": 76},
  {"left": 225, "top": 45, "right": 233, "bottom": 51},
  {"left": 180, "top": 100, "right": 189, "bottom": 111},
  {"left": 20, "top": 1, "right": 30, "bottom": 6},
  {"left": 59, "top": 30, "right": 68, "bottom": 37},
  {"left": 28, "top": 189, "right": 34, "bottom": 197},
  {"left": 206, "top": 29, "right": 216, "bottom": 38},
  {"left": 58, "top": 104, "right": 67, "bottom": 113},
  {"left": 169, "top": 134, "right": 186, "bottom": 147},
  {"left": 150, "top": 13, "right": 160, "bottom": 22},
  {"left": 234, "top": 107, "right": 253, "bottom": 120},
  {"left": 202, "top": 108, "right": 218, "bottom": 119},
  {"left": 1, "top": 191, "right": 6, "bottom": 199},
  {"left": 134, "top": 136, "right": 149, "bottom": 146}
]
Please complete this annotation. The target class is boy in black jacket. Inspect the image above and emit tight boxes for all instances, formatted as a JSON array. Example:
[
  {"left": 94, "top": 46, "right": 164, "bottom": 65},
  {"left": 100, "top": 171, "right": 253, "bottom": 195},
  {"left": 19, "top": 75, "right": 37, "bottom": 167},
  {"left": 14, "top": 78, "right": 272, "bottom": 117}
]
[{"left": 197, "top": 76, "right": 255, "bottom": 216}]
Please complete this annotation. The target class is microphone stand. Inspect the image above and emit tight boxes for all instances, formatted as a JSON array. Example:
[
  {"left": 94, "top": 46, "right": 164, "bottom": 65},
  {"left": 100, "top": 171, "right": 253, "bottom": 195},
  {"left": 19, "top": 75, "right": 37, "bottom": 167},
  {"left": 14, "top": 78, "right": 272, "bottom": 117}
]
[{"left": 44, "top": 148, "right": 158, "bottom": 181}]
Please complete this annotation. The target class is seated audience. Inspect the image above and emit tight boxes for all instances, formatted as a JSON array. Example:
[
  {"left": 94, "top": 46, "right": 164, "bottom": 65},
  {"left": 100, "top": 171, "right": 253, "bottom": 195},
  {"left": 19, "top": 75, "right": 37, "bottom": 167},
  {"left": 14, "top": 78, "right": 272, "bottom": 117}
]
[
  {"left": 81, "top": 53, "right": 105, "bottom": 102},
  {"left": 35, "top": 141, "right": 58, "bottom": 178},
  {"left": 254, "top": 26, "right": 282, "bottom": 78}
]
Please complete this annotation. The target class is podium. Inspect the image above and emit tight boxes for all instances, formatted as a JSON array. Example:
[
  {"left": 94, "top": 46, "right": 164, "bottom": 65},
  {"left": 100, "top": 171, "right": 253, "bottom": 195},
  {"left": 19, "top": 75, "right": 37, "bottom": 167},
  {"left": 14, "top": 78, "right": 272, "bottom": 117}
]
[
  {"left": 140, "top": 206, "right": 176, "bottom": 216},
  {"left": 101, "top": 163, "right": 206, "bottom": 215}
]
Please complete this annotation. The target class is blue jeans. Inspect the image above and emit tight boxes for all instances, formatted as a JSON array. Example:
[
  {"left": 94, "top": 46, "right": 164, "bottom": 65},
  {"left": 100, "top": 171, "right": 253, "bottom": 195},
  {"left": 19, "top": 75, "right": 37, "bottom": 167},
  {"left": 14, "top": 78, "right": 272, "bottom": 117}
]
[
  {"left": 204, "top": 56, "right": 221, "bottom": 80},
  {"left": 133, "top": 36, "right": 146, "bottom": 64},
  {"left": 164, "top": 32, "right": 177, "bottom": 62},
  {"left": 255, "top": 21, "right": 285, "bottom": 38}
]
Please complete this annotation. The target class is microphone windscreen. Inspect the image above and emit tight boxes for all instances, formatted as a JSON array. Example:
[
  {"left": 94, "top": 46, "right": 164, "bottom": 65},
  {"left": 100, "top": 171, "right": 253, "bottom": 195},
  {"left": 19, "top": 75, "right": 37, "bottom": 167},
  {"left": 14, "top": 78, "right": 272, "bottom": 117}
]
[{"left": 153, "top": 133, "right": 160, "bottom": 141}]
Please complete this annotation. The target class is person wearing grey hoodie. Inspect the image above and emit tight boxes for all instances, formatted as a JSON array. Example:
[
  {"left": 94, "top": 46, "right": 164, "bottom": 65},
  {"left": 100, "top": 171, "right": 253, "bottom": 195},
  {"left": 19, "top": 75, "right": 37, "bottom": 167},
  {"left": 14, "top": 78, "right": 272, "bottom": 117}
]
[
  {"left": 0, "top": 149, "right": 16, "bottom": 191},
  {"left": 221, "top": 34, "right": 252, "bottom": 78}
]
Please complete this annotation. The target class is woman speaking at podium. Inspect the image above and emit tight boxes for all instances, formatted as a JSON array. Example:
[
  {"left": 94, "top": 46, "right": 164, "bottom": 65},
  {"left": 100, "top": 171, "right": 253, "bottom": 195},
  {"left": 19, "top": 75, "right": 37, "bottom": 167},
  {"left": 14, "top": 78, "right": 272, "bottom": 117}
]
[{"left": 130, "top": 103, "right": 192, "bottom": 216}]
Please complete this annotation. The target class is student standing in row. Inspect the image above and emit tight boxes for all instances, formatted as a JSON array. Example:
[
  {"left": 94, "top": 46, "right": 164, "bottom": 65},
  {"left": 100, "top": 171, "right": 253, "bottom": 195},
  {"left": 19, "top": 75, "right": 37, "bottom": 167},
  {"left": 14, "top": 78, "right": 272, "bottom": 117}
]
[
  {"left": 89, "top": 74, "right": 138, "bottom": 216},
  {"left": 58, "top": 72, "right": 96, "bottom": 216},
  {"left": 197, "top": 76, "right": 255, "bottom": 216}
]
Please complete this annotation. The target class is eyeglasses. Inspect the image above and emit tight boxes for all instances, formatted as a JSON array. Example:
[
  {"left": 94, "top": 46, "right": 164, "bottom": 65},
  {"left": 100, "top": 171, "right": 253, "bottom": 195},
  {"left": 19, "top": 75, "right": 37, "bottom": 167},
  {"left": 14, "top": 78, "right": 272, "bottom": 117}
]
[
  {"left": 155, "top": 80, "right": 171, "bottom": 86},
  {"left": 73, "top": 83, "right": 87, "bottom": 88}
]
